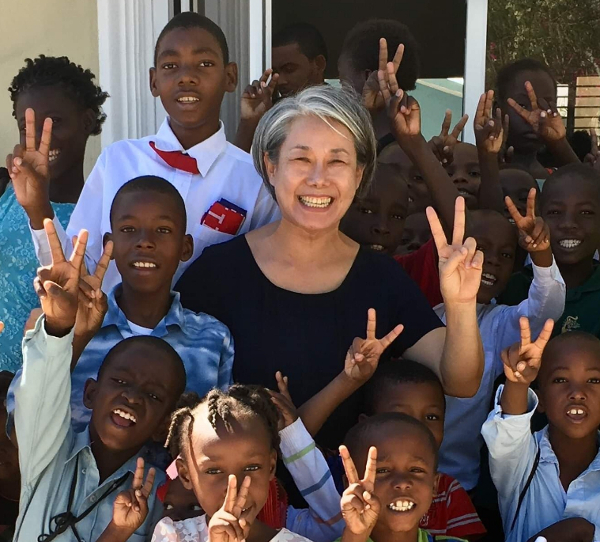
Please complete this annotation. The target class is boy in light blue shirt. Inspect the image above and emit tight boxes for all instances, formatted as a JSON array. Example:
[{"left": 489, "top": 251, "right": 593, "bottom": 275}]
[
  {"left": 482, "top": 317, "right": 600, "bottom": 542},
  {"left": 13, "top": 220, "right": 187, "bottom": 542},
  {"left": 8, "top": 175, "right": 234, "bottom": 430}
]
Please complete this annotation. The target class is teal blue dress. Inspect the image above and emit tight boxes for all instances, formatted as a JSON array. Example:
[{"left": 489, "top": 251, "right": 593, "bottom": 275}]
[{"left": 0, "top": 184, "right": 74, "bottom": 372}]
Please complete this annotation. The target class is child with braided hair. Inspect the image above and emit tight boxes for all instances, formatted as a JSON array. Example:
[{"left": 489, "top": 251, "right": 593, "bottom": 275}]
[{"left": 151, "top": 382, "right": 344, "bottom": 542}]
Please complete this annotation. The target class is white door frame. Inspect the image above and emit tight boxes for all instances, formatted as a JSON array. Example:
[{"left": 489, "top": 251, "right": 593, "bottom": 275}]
[
  {"left": 97, "top": 0, "right": 486, "bottom": 147},
  {"left": 463, "top": 0, "right": 489, "bottom": 143}
]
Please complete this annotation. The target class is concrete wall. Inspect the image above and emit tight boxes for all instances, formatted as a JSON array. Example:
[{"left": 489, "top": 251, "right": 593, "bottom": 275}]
[{"left": 0, "top": 0, "right": 100, "bottom": 176}]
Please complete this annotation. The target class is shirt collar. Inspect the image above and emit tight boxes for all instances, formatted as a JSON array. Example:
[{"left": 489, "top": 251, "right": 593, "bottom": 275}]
[
  {"left": 539, "top": 427, "right": 600, "bottom": 471},
  {"left": 154, "top": 118, "right": 227, "bottom": 177},
  {"left": 103, "top": 284, "right": 185, "bottom": 337},
  {"left": 66, "top": 427, "right": 155, "bottom": 477}
]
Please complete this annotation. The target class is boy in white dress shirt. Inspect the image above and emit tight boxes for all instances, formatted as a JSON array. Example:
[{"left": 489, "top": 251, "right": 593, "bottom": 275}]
[{"left": 8, "top": 12, "right": 279, "bottom": 292}]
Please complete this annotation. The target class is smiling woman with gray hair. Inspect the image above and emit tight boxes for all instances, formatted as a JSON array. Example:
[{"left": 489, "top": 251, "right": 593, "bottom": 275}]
[{"left": 176, "top": 85, "right": 483, "bottom": 447}]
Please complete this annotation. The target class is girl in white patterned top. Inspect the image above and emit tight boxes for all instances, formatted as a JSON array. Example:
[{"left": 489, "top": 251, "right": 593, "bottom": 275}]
[{"left": 151, "top": 385, "right": 315, "bottom": 542}]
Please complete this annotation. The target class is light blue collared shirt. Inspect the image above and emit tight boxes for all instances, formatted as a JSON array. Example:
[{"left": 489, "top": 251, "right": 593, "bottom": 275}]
[
  {"left": 436, "top": 258, "right": 566, "bottom": 490},
  {"left": 13, "top": 317, "right": 165, "bottom": 542},
  {"left": 69, "top": 286, "right": 234, "bottom": 431},
  {"left": 482, "top": 386, "right": 600, "bottom": 542}
]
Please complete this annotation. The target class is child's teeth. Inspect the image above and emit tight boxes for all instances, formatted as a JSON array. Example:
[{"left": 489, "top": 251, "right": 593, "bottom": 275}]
[
  {"left": 388, "top": 500, "right": 415, "bottom": 512},
  {"left": 481, "top": 273, "right": 497, "bottom": 287},
  {"left": 559, "top": 239, "right": 581, "bottom": 249},
  {"left": 568, "top": 408, "right": 585, "bottom": 415},
  {"left": 178, "top": 96, "right": 199, "bottom": 102},
  {"left": 113, "top": 409, "right": 137, "bottom": 423},
  {"left": 133, "top": 262, "right": 157, "bottom": 268}
]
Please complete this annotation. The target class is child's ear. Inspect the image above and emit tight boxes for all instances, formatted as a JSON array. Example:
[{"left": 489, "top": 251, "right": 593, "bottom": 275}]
[
  {"left": 82, "top": 109, "right": 97, "bottom": 136},
  {"left": 102, "top": 232, "right": 115, "bottom": 259},
  {"left": 315, "top": 55, "right": 327, "bottom": 76},
  {"left": 149, "top": 67, "right": 160, "bottom": 98},
  {"left": 269, "top": 449, "right": 277, "bottom": 480},
  {"left": 433, "top": 472, "right": 441, "bottom": 493},
  {"left": 224, "top": 62, "right": 238, "bottom": 94},
  {"left": 536, "top": 392, "right": 546, "bottom": 414},
  {"left": 177, "top": 457, "right": 194, "bottom": 490},
  {"left": 83, "top": 378, "right": 98, "bottom": 409},
  {"left": 180, "top": 234, "right": 194, "bottom": 263}
]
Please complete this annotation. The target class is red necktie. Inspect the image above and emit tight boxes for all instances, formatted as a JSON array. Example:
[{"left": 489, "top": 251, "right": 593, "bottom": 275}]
[{"left": 149, "top": 141, "right": 200, "bottom": 174}]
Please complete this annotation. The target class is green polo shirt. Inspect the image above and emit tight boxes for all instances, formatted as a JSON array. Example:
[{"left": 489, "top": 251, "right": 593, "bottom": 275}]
[{"left": 499, "top": 263, "right": 600, "bottom": 337}]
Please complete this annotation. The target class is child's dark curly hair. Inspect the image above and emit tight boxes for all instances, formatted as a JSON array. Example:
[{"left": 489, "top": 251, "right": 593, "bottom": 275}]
[
  {"left": 166, "top": 385, "right": 280, "bottom": 462},
  {"left": 8, "top": 55, "right": 109, "bottom": 136}
]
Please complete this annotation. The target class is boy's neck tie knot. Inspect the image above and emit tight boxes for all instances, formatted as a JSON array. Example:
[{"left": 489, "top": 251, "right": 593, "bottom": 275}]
[{"left": 150, "top": 141, "right": 200, "bottom": 175}]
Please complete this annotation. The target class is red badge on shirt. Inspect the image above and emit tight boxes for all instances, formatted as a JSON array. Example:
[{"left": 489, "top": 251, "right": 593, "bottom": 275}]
[{"left": 202, "top": 199, "right": 247, "bottom": 234}]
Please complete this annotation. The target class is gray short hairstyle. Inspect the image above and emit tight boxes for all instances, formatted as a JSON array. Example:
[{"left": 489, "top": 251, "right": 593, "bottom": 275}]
[{"left": 252, "top": 85, "right": 377, "bottom": 200}]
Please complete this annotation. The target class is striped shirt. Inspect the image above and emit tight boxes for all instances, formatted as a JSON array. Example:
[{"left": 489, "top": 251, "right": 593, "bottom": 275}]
[{"left": 420, "top": 473, "right": 486, "bottom": 538}]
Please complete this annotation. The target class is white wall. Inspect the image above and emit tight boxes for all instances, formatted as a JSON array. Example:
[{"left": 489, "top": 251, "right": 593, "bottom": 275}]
[{"left": 0, "top": 0, "right": 101, "bottom": 175}]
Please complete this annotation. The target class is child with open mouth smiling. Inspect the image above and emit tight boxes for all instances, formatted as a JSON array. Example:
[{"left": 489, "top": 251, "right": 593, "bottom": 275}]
[{"left": 482, "top": 317, "right": 600, "bottom": 542}]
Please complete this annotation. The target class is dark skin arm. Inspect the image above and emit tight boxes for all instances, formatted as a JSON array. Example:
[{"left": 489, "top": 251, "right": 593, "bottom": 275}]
[
  {"left": 526, "top": 518, "right": 595, "bottom": 542},
  {"left": 377, "top": 62, "right": 464, "bottom": 238},
  {"left": 233, "top": 69, "right": 279, "bottom": 152},
  {"left": 474, "top": 90, "right": 506, "bottom": 213},
  {"left": 297, "top": 310, "right": 403, "bottom": 436},
  {"left": 500, "top": 317, "right": 554, "bottom": 415}
]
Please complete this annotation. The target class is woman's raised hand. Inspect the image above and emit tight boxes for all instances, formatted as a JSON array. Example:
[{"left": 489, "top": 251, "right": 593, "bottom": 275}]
[{"left": 427, "top": 197, "right": 483, "bottom": 305}]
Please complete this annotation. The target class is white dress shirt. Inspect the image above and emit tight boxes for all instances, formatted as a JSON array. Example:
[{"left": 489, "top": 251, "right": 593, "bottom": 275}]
[{"left": 31, "top": 119, "right": 280, "bottom": 292}]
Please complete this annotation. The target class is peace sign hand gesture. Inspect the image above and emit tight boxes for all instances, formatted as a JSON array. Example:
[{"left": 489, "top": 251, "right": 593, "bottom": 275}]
[
  {"left": 34, "top": 219, "right": 88, "bottom": 337},
  {"left": 508, "top": 82, "right": 566, "bottom": 143},
  {"left": 269, "top": 371, "right": 299, "bottom": 430},
  {"left": 427, "top": 197, "right": 483, "bottom": 305},
  {"left": 474, "top": 90, "right": 505, "bottom": 155},
  {"left": 506, "top": 189, "right": 550, "bottom": 253},
  {"left": 584, "top": 128, "right": 600, "bottom": 173},
  {"left": 6, "top": 108, "right": 53, "bottom": 215},
  {"left": 110, "top": 458, "right": 156, "bottom": 536},
  {"left": 362, "top": 38, "right": 404, "bottom": 115},
  {"left": 74, "top": 238, "right": 113, "bottom": 339},
  {"left": 429, "top": 110, "right": 469, "bottom": 164},
  {"left": 377, "top": 61, "right": 421, "bottom": 142},
  {"left": 339, "top": 445, "right": 380, "bottom": 535},
  {"left": 209, "top": 475, "right": 252, "bottom": 542},
  {"left": 240, "top": 69, "right": 279, "bottom": 124},
  {"left": 501, "top": 317, "right": 554, "bottom": 385},
  {"left": 344, "top": 309, "right": 404, "bottom": 384}
]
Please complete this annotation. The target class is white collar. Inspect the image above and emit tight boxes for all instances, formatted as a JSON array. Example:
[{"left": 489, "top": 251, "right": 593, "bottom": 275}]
[{"left": 153, "top": 118, "right": 227, "bottom": 177}]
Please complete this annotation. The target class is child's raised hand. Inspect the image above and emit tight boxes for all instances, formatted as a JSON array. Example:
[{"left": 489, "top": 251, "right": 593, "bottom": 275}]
[
  {"left": 429, "top": 110, "right": 469, "bottom": 164},
  {"left": 269, "top": 371, "right": 299, "bottom": 430},
  {"left": 584, "top": 128, "right": 600, "bottom": 172},
  {"left": 362, "top": 38, "right": 404, "bottom": 114},
  {"left": 427, "top": 197, "right": 483, "bottom": 305},
  {"left": 474, "top": 90, "right": 504, "bottom": 155},
  {"left": 5, "top": 108, "right": 52, "bottom": 213},
  {"left": 344, "top": 309, "right": 403, "bottom": 384},
  {"left": 110, "top": 457, "right": 156, "bottom": 536},
  {"left": 209, "top": 475, "right": 252, "bottom": 542},
  {"left": 377, "top": 64, "right": 421, "bottom": 141},
  {"left": 73, "top": 238, "right": 113, "bottom": 338},
  {"left": 501, "top": 317, "right": 554, "bottom": 385},
  {"left": 506, "top": 189, "right": 550, "bottom": 253},
  {"left": 507, "top": 82, "right": 566, "bottom": 143},
  {"left": 240, "top": 69, "right": 279, "bottom": 123},
  {"left": 339, "top": 445, "right": 380, "bottom": 535},
  {"left": 34, "top": 219, "right": 88, "bottom": 336}
]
